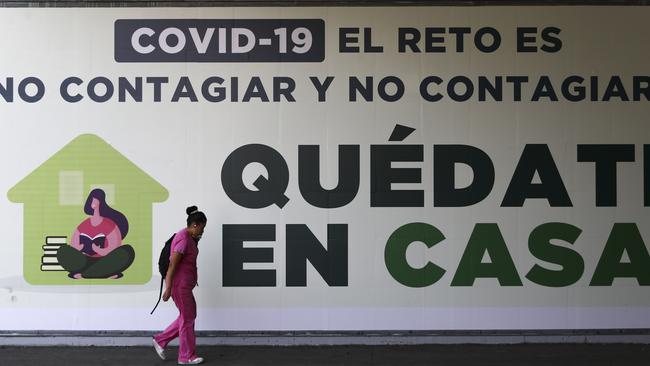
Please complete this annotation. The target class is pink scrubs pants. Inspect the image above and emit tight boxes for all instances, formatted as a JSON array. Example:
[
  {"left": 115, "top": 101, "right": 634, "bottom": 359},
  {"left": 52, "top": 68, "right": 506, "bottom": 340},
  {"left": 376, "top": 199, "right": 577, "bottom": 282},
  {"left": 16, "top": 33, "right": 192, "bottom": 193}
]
[{"left": 154, "top": 282, "right": 197, "bottom": 362}]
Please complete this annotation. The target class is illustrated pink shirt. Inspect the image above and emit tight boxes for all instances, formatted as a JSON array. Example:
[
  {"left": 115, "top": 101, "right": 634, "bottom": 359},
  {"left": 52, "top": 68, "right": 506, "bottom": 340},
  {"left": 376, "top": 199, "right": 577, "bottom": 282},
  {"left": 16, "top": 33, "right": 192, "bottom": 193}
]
[
  {"left": 77, "top": 217, "right": 118, "bottom": 257},
  {"left": 170, "top": 227, "right": 199, "bottom": 287}
]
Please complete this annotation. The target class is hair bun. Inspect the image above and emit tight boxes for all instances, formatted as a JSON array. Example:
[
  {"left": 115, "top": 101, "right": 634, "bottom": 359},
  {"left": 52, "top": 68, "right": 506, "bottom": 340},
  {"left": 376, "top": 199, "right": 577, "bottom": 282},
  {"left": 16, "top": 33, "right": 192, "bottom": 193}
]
[{"left": 186, "top": 205, "right": 199, "bottom": 215}]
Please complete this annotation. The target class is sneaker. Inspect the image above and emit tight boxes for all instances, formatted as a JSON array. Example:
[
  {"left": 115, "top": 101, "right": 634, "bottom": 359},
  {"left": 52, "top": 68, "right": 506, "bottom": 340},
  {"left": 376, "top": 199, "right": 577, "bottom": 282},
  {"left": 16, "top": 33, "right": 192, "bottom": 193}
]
[
  {"left": 152, "top": 338, "right": 166, "bottom": 360},
  {"left": 178, "top": 356, "right": 204, "bottom": 365}
]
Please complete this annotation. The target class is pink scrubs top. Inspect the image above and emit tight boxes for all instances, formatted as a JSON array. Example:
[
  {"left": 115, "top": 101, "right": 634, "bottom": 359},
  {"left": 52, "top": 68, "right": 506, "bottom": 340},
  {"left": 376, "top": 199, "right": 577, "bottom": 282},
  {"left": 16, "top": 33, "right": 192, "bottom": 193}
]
[{"left": 170, "top": 227, "right": 198, "bottom": 287}]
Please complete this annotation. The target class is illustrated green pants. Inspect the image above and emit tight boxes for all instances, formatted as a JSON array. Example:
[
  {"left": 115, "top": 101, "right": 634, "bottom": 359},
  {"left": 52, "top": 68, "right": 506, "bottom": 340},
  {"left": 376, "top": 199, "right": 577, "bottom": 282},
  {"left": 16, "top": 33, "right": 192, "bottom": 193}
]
[{"left": 57, "top": 244, "right": 135, "bottom": 278}]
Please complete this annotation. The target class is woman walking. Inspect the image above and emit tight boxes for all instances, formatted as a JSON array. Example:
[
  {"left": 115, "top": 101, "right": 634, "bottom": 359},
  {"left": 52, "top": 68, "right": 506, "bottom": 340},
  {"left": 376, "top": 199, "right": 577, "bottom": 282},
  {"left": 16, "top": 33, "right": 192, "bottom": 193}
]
[{"left": 153, "top": 206, "right": 207, "bottom": 365}]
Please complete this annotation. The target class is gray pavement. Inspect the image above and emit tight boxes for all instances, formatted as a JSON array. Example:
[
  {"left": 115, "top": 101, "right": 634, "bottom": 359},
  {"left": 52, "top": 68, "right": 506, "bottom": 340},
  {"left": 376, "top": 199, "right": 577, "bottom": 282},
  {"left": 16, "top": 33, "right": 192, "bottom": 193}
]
[{"left": 1, "top": 344, "right": 649, "bottom": 366}]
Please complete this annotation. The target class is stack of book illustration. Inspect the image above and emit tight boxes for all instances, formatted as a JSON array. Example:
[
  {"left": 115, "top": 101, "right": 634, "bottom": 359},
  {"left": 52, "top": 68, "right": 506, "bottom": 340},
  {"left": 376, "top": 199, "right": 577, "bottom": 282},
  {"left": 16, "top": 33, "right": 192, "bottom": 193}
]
[{"left": 40, "top": 236, "right": 67, "bottom": 271}]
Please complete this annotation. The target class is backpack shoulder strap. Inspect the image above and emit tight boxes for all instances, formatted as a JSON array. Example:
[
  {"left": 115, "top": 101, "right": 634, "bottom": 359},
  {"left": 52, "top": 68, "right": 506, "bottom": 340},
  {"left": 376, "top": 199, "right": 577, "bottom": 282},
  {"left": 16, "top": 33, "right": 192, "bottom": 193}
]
[{"left": 150, "top": 277, "right": 164, "bottom": 315}]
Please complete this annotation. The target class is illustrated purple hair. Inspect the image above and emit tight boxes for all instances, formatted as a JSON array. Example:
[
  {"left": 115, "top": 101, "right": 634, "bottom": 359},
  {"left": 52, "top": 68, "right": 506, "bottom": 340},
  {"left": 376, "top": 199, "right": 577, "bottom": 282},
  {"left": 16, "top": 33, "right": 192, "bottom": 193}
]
[{"left": 83, "top": 188, "right": 129, "bottom": 239}]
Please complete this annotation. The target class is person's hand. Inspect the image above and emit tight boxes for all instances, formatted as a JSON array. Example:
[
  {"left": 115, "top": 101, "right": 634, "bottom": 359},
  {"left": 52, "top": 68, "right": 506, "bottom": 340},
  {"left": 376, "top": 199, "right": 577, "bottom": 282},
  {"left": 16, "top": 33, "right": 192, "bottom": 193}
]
[{"left": 162, "top": 287, "right": 171, "bottom": 302}]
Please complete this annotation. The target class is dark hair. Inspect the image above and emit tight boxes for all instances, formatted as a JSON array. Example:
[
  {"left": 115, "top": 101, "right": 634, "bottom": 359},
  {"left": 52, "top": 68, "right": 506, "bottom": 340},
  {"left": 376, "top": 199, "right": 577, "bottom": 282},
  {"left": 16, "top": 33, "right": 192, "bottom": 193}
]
[
  {"left": 186, "top": 205, "right": 207, "bottom": 227},
  {"left": 84, "top": 188, "right": 129, "bottom": 238}
]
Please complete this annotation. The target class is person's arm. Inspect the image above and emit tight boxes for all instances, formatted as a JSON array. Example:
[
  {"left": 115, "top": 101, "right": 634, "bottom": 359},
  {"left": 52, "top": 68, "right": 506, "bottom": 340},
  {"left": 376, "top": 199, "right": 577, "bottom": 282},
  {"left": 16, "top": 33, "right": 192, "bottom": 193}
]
[
  {"left": 70, "top": 229, "right": 82, "bottom": 251},
  {"left": 92, "top": 227, "right": 122, "bottom": 256},
  {"left": 162, "top": 252, "right": 183, "bottom": 301}
]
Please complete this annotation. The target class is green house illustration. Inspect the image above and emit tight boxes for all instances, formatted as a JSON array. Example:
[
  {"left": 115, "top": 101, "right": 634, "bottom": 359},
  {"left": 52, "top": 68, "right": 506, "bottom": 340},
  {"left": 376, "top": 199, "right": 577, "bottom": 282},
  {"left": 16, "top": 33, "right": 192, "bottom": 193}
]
[{"left": 8, "top": 134, "right": 168, "bottom": 285}]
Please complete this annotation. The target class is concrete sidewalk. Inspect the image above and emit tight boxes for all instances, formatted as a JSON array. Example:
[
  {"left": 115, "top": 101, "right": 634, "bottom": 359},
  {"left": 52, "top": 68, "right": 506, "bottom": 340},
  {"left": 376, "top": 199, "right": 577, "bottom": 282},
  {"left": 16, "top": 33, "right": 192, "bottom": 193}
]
[{"left": 1, "top": 344, "right": 649, "bottom": 366}]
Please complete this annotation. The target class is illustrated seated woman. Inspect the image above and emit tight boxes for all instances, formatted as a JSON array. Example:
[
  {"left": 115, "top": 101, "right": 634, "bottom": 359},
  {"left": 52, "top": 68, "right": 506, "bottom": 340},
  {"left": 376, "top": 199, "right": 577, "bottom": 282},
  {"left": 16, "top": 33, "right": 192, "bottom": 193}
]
[{"left": 57, "top": 188, "right": 135, "bottom": 279}]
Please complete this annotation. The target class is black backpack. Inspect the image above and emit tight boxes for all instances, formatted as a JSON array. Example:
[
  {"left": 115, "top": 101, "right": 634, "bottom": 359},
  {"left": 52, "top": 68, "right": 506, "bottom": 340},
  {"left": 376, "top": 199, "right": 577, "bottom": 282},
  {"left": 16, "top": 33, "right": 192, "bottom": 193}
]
[{"left": 150, "top": 234, "right": 175, "bottom": 314}]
